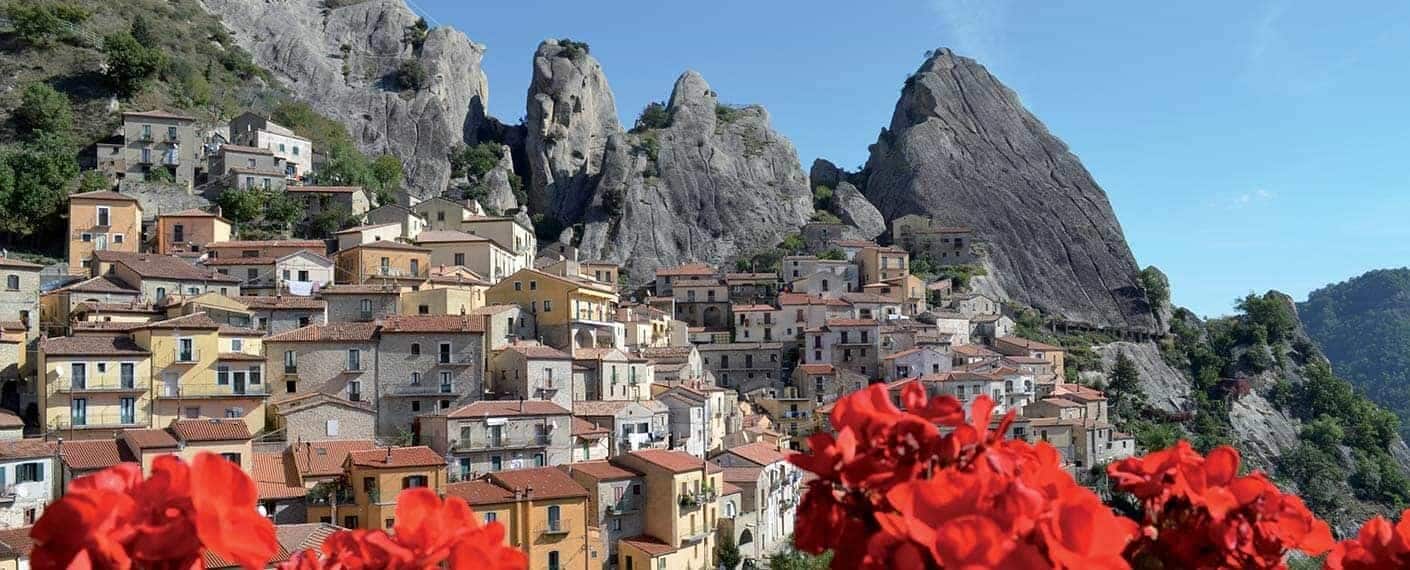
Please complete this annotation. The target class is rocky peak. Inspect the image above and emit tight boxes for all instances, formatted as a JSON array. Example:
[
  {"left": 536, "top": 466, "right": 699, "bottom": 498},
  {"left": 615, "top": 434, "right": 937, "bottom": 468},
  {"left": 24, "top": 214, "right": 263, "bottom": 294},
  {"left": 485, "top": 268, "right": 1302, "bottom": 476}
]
[
  {"left": 663, "top": 70, "right": 718, "bottom": 128},
  {"left": 199, "top": 0, "right": 488, "bottom": 199},
  {"left": 525, "top": 40, "right": 621, "bottom": 223},
  {"left": 860, "top": 47, "right": 1158, "bottom": 332}
]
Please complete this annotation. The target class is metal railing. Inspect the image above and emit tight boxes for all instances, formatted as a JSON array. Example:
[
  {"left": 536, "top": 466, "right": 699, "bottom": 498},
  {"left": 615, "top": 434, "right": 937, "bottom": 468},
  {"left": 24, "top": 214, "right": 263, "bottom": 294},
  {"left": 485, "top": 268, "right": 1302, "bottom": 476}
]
[
  {"left": 454, "top": 433, "right": 553, "bottom": 451},
  {"left": 55, "top": 372, "right": 142, "bottom": 393},
  {"left": 52, "top": 410, "right": 141, "bottom": 430},
  {"left": 172, "top": 348, "right": 202, "bottom": 363},
  {"left": 538, "top": 519, "right": 571, "bottom": 536}
]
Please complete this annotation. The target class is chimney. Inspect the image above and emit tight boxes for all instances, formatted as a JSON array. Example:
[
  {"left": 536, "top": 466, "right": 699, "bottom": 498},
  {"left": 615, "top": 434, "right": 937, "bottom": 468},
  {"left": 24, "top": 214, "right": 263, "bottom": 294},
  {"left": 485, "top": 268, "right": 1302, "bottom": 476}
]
[{"left": 384, "top": 446, "right": 393, "bottom": 464}]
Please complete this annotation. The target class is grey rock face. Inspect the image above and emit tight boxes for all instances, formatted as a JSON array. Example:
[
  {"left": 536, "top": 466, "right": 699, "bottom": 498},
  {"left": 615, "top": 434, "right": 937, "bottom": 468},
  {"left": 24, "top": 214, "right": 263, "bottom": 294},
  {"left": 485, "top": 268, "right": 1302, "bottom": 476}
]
[
  {"left": 576, "top": 72, "right": 814, "bottom": 283},
  {"left": 524, "top": 40, "right": 621, "bottom": 223},
  {"left": 809, "top": 158, "right": 843, "bottom": 191},
  {"left": 1095, "top": 341, "right": 1190, "bottom": 415},
  {"left": 199, "top": 0, "right": 488, "bottom": 199},
  {"left": 831, "top": 182, "right": 885, "bottom": 241},
  {"left": 478, "top": 144, "right": 520, "bottom": 214},
  {"left": 861, "top": 48, "right": 1156, "bottom": 332}
]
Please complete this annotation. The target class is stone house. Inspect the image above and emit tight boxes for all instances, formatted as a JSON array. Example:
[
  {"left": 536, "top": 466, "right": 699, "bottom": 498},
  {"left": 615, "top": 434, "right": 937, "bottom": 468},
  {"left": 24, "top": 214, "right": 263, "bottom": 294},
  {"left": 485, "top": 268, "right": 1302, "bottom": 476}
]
[
  {"left": 573, "top": 347, "right": 653, "bottom": 402},
  {"left": 793, "top": 363, "right": 867, "bottom": 406},
  {"left": 206, "top": 250, "right": 332, "bottom": 296},
  {"left": 0, "top": 256, "right": 41, "bottom": 337},
  {"left": 799, "top": 222, "right": 849, "bottom": 253},
  {"left": 654, "top": 388, "right": 708, "bottom": 458},
  {"left": 333, "top": 223, "right": 401, "bottom": 251},
  {"left": 228, "top": 112, "right": 312, "bottom": 180},
  {"left": 892, "top": 215, "right": 977, "bottom": 266},
  {"left": 270, "top": 392, "right": 376, "bottom": 444},
  {"left": 970, "top": 314, "right": 1015, "bottom": 345},
  {"left": 697, "top": 342, "right": 785, "bottom": 391},
  {"left": 652, "top": 262, "right": 715, "bottom": 297},
  {"left": 0, "top": 439, "right": 57, "bottom": 529},
  {"left": 230, "top": 295, "right": 325, "bottom": 334},
  {"left": 38, "top": 275, "right": 141, "bottom": 335},
  {"left": 994, "top": 336, "right": 1066, "bottom": 377},
  {"left": 856, "top": 245, "right": 909, "bottom": 285},
  {"left": 91, "top": 251, "right": 241, "bottom": 302},
  {"left": 840, "top": 292, "right": 902, "bottom": 320},
  {"left": 333, "top": 241, "right": 430, "bottom": 284},
  {"left": 562, "top": 460, "right": 646, "bottom": 568},
  {"left": 263, "top": 322, "right": 380, "bottom": 417},
  {"left": 571, "top": 417, "right": 610, "bottom": 463},
  {"left": 952, "top": 293, "right": 1000, "bottom": 318},
  {"left": 573, "top": 400, "right": 671, "bottom": 456},
  {"left": 670, "top": 276, "right": 730, "bottom": 331},
  {"left": 930, "top": 310, "right": 973, "bottom": 346},
  {"left": 287, "top": 186, "right": 372, "bottom": 221},
  {"left": 731, "top": 304, "right": 783, "bottom": 343},
  {"left": 375, "top": 314, "right": 486, "bottom": 435},
  {"left": 414, "top": 230, "right": 522, "bottom": 284},
  {"left": 801, "top": 318, "right": 884, "bottom": 378},
  {"left": 488, "top": 341, "right": 575, "bottom": 409},
  {"left": 713, "top": 442, "right": 799, "bottom": 561},
  {"left": 320, "top": 284, "right": 403, "bottom": 323},
  {"left": 410, "top": 197, "right": 473, "bottom": 231},
  {"left": 777, "top": 292, "right": 853, "bottom": 340},
  {"left": 636, "top": 346, "right": 704, "bottom": 383},
  {"left": 484, "top": 268, "right": 621, "bottom": 352},
  {"left": 205, "top": 239, "right": 326, "bottom": 261},
  {"left": 460, "top": 215, "right": 537, "bottom": 270},
  {"left": 472, "top": 305, "right": 536, "bottom": 352},
  {"left": 116, "top": 110, "right": 198, "bottom": 188},
  {"left": 421, "top": 400, "right": 572, "bottom": 479}
]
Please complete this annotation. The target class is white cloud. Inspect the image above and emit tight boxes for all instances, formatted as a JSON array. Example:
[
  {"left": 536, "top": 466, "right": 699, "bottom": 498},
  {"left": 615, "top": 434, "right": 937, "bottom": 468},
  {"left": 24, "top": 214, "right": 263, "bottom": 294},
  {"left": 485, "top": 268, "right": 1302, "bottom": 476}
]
[{"left": 1230, "top": 188, "right": 1275, "bottom": 207}]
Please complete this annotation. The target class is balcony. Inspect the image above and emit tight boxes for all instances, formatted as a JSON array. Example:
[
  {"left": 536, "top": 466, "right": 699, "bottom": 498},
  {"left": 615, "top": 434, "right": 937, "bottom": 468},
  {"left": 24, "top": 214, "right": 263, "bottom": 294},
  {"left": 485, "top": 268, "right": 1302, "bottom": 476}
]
[
  {"left": 357, "top": 311, "right": 375, "bottom": 321},
  {"left": 283, "top": 365, "right": 298, "bottom": 374},
  {"left": 538, "top": 519, "right": 571, "bottom": 536},
  {"left": 306, "top": 485, "right": 355, "bottom": 506},
  {"left": 436, "top": 355, "right": 478, "bottom": 367},
  {"left": 171, "top": 348, "right": 202, "bottom": 364},
  {"left": 453, "top": 433, "right": 553, "bottom": 451},
  {"left": 156, "top": 383, "right": 269, "bottom": 399},
  {"left": 54, "top": 374, "right": 144, "bottom": 394},
  {"left": 781, "top": 410, "right": 810, "bottom": 419},
  {"left": 343, "top": 363, "right": 366, "bottom": 374},
  {"left": 52, "top": 410, "right": 142, "bottom": 430},
  {"left": 605, "top": 501, "right": 638, "bottom": 516},
  {"left": 677, "top": 488, "right": 717, "bottom": 509}
]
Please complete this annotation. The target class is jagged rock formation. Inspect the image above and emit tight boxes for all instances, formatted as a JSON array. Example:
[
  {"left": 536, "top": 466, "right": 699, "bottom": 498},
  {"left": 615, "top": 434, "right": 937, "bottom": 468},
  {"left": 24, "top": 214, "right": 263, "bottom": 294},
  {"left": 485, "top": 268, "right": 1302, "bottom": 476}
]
[
  {"left": 523, "top": 44, "right": 812, "bottom": 283},
  {"left": 199, "top": 0, "right": 488, "bottom": 199},
  {"left": 860, "top": 48, "right": 1156, "bottom": 332},
  {"left": 525, "top": 40, "right": 621, "bottom": 222},
  {"left": 831, "top": 182, "right": 885, "bottom": 241},
  {"left": 809, "top": 158, "right": 844, "bottom": 190}
]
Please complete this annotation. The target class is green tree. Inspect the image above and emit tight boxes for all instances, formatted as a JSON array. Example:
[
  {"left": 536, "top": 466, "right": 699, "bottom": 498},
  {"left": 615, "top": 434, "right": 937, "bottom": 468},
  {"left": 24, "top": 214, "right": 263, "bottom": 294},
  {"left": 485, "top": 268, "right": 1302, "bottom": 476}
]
[
  {"left": 0, "top": 132, "right": 78, "bottom": 236},
  {"left": 369, "top": 154, "right": 402, "bottom": 206},
  {"left": 130, "top": 13, "right": 155, "bottom": 46},
  {"left": 14, "top": 83, "right": 72, "bottom": 139},
  {"left": 1109, "top": 351, "right": 1141, "bottom": 396},
  {"left": 909, "top": 256, "right": 934, "bottom": 278},
  {"left": 76, "top": 171, "right": 110, "bottom": 194},
  {"left": 145, "top": 165, "right": 175, "bottom": 184},
  {"left": 1235, "top": 291, "right": 1297, "bottom": 344},
  {"left": 1140, "top": 265, "right": 1171, "bottom": 308},
  {"left": 5, "top": 1, "right": 86, "bottom": 46},
  {"left": 767, "top": 546, "right": 832, "bottom": 570},
  {"left": 102, "top": 31, "right": 165, "bottom": 96},
  {"left": 779, "top": 233, "right": 804, "bottom": 254},
  {"left": 812, "top": 185, "right": 833, "bottom": 210},
  {"left": 448, "top": 143, "right": 501, "bottom": 179},
  {"left": 817, "top": 248, "right": 845, "bottom": 261},
  {"left": 216, "top": 187, "right": 264, "bottom": 223},
  {"left": 715, "top": 532, "right": 742, "bottom": 570}
]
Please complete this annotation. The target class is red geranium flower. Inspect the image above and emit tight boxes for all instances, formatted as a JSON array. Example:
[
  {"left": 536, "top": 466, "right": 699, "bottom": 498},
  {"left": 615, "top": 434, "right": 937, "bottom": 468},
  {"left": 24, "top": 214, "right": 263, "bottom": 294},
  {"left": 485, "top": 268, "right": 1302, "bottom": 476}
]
[
  {"left": 1326, "top": 508, "right": 1410, "bottom": 569},
  {"left": 32, "top": 452, "right": 278, "bottom": 570}
]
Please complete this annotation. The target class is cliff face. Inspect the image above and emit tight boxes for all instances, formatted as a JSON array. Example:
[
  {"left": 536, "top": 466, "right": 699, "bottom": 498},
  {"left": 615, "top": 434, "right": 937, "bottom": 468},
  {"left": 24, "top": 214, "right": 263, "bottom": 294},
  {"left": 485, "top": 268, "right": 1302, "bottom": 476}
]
[
  {"left": 861, "top": 48, "right": 1156, "bottom": 332},
  {"left": 200, "top": 0, "right": 489, "bottom": 199},
  {"left": 523, "top": 45, "right": 814, "bottom": 283}
]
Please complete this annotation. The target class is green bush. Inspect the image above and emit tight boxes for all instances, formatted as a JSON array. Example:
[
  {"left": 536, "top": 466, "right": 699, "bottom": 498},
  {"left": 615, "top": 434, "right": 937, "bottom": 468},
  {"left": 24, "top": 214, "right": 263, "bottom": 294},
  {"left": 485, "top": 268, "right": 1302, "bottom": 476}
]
[
  {"left": 0, "top": 132, "right": 78, "bottom": 236},
  {"left": 817, "top": 248, "right": 845, "bottom": 261},
  {"left": 449, "top": 143, "right": 502, "bottom": 179},
  {"left": 5, "top": 1, "right": 87, "bottom": 46},
  {"left": 76, "top": 171, "right": 110, "bottom": 194},
  {"left": 779, "top": 233, "right": 804, "bottom": 254},
  {"left": 14, "top": 83, "right": 72, "bottom": 138},
  {"left": 556, "top": 38, "right": 590, "bottom": 59},
  {"left": 715, "top": 103, "right": 744, "bottom": 124},
  {"left": 812, "top": 185, "right": 833, "bottom": 211},
  {"left": 1140, "top": 265, "right": 1171, "bottom": 308},
  {"left": 810, "top": 210, "right": 841, "bottom": 224},
  {"left": 395, "top": 60, "right": 428, "bottom": 90},
  {"left": 369, "top": 155, "right": 402, "bottom": 206},
  {"left": 404, "top": 17, "right": 429, "bottom": 49},
  {"left": 631, "top": 102, "right": 670, "bottom": 133}
]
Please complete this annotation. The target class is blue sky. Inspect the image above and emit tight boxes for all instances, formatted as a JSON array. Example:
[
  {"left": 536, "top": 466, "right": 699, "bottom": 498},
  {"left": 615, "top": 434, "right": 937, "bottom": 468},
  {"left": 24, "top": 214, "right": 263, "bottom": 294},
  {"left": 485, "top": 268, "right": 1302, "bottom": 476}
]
[{"left": 413, "top": 0, "right": 1410, "bottom": 317}]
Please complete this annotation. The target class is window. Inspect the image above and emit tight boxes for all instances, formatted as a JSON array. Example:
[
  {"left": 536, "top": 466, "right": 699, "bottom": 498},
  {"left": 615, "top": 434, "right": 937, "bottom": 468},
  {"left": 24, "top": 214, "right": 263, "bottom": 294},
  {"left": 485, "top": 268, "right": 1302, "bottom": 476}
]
[
  {"left": 439, "top": 372, "right": 452, "bottom": 393},
  {"left": 120, "top": 363, "right": 135, "bottom": 389},
  {"left": 438, "top": 342, "right": 451, "bottom": 364},
  {"left": 173, "top": 224, "right": 184, "bottom": 243},
  {"left": 81, "top": 233, "right": 91, "bottom": 243},
  {"left": 16, "top": 463, "right": 43, "bottom": 483},
  {"left": 249, "top": 366, "right": 261, "bottom": 385},
  {"left": 326, "top": 419, "right": 339, "bottom": 436},
  {"left": 284, "top": 351, "right": 297, "bottom": 372},
  {"left": 529, "top": 280, "right": 537, "bottom": 291},
  {"left": 184, "top": 407, "right": 200, "bottom": 419},
  {"left": 411, "top": 400, "right": 420, "bottom": 412},
  {"left": 96, "top": 206, "right": 110, "bottom": 227},
  {"left": 547, "top": 505, "right": 561, "bottom": 530},
  {"left": 70, "top": 398, "right": 86, "bottom": 426},
  {"left": 410, "top": 343, "right": 420, "bottom": 355},
  {"left": 225, "top": 407, "right": 244, "bottom": 418},
  {"left": 347, "top": 349, "right": 361, "bottom": 371},
  {"left": 220, "top": 452, "right": 241, "bottom": 465},
  {"left": 436, "top": 211, "right": 445, "bottom": 221},
  {"left": 217, "top": 366, "right": 229, "bottom": 385},
  {"left": 155, "top": 287, "right": 167, "bottom": 300},
  {"left": 410, "top": 259, "right": 419, "bottom": 275},
  {"left": 411, "top": 372, "right": 421, "bottom": 385},
  {"left": 513, "top": 281, "right": 522, "bottom": 291},
  {"left": 453, "top": 253, "right": 465, "bottom": 266},
  {"left": 402, "top": 475, "right": 428, "bottom": 489},
  {"left": 535, "top": 453, "right": 546, "bottom": 467},
  {"left": 485, "top": 512, "right": 496, "bottom": 523},
  {"left": 4, "top": 275, "right": 16, "bottom": 291},
  {"left": 439, "top": 399, "right": 449, "bottom": 409},
  {"left": 360, "top": 299, "right": 373, "bottom": 317},
  {"left": 418, "top": 304, "right": 429, "bottom": 315},
  {"left": 380, "top": 258, "right": 390, "bottom": 275},
  {"left": 231, "top": 339, "right": 244, "bottom": 352},
  {"left": 71, "top": 363, "right": 86, "bottom": 390},
  {"left": 548, "top": 551, "right": 560, "bottom": 570},
  {"left": 348, "top": 381, "right": 361, "bottom": 401},
  {"left": 543, "top": 300, "right": 552, "bottom": 312}
]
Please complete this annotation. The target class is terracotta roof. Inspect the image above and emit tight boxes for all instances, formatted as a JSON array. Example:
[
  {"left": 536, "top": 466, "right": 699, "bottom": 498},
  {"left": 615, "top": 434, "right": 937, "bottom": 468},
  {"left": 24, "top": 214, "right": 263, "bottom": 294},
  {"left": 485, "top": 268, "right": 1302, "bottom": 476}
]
[
  {"left": 722, "top": 442, "right": 787, "bottom": 466},
  {"left": 0, "top": 256, "right": 42, "bottom": 269},
  {"left": 823, "top": 318, "right": 882, "bottom": 328},
  {"left": 41, "top": 335, "right": 149, "bottom": 356},
  {"left": 795, "top": 363, "right": 835, "bottom": 375},
  {"left": 219, "top": 144, "right": 273, "bottom": 156},
  {"left": 637, "top": 346, "right": 693, "bottom": 362},
  {"left": 378, "top": 315, "right": 485, "bottom": 333},
  {"left": 70, "top": 189, "right": 142, "bottom": 203},
  {"left": 448, "top": 400, "right": 570, "bottom": 418},
  {"left": 1035, "top": 397, "right": 1082, "bottom": 409},
  {"left": 414, "top": 230, "right": 492, "bottom": 244},
  {"left": 161, "top": 208, "right": 221, "bottom": 218},
  {"left": 488, "top": 467, "right": 590, "bottom": 501},
  {"left": 0, "top": 439, "right": 54, "bottom": 460},
  {"left": 218, "top": 324, "right": 265, "bottom": 336},
  {"left": 270, "top": 391, "right": 375, "bottom": 414},
  {"left": 346, "top": 446, "right": 445, "bottom": 469},
  {"left": 565, "top": 460, "right": 638, "bottom": 481},
  {"left": 572, "top": 400, "right": 636, "bottom": 417},
  {"left": 446, "top": 480, "right": 517, "bottom": 506},
  {"left": 253, "top": 453, "right": 305, "bottom": 500},
  {"left": 731, "top": 304, "right": 775, "bottom": 312},
  {"left": 0, "top": 409, "right": 20, "bottom": 429},
  {"left": 952, "top": 344, "right": 1002, "bottom": 357},
  {"left": 720, "top": 481, "right": 743, "bottom": 496},
  {"left": 288, "top": 440, "right": 377, "bottom": 477},
  {"left": 124, "top": 109, "right": 194, "bottom": 120},
  {"left": 286, "top": 186, "right": 363, "bottom": 194},
  {"left": 721, "top": 466, "right": 762, "bottom": 484},
  {"left": 232, "top": 295, "right": 325, "bottom": 310},
  {"left": 618, "top": 449, "right": 720, "bottom": 474},
  {"left": 338, "top": 240, "right": 429, "bottom": 253},
  {"left": 170, "top": 418, "right": 252, "bottom": 442},
  {"left": 997, "top": 336, "right": 1064, "bottom": 352},
  {"left": 882, "top": 347, "right": 941, "bottom": 361},
  {"left": 501, "top": 341, "right": 572, "bottom": 360},
  {"left": 334, "top": 222, "right": 399, "bottom": 234},
  {"left": 619, "top": 535, "right": 678, "bottom": 557},
  {"left": 58, "top": 439, "right": 129, "bottom": 471},
  {"left": 0, "top": 527, "right": 34, "bottom": 560},
  {"left": 203, "top": 256, "right": 276, "bottom": 266},
  {"left": 778, "top": 292, "right": 850, "bottom": 307},
  {"left": 208, "top": 240, "right": 325, "bottom": 249},
  {"left": 572, "top": 347, "right": 627, "bottom": 361},
  {"left": 56, "top": 274, "right": 139, "bottom": 295},
  {"left": 571, "top": 417, "right": 610, "bottom": 439},
  {"left": 138, "top": 312, "right": 223, "bottom": 330},
  {"left": 655, "top": 263, "right": 716, "bottom": 277},
  {"left": 120, "top": 429, "right": 179, "bottom": 451},
  {"left": 696, "top": 342, "right": 783, "bottom": 351},
  {"left": 265, "top": 323, "right": 378, "bottom": 342},
  {"left": 318, "top": 284, "right": 401, "bottom": 295},
  {"left": 73, "top": 301, "right": 161, "bottom": 314},
  {"left": 93, "top": 251, "right": 240, "bottom": 283}
]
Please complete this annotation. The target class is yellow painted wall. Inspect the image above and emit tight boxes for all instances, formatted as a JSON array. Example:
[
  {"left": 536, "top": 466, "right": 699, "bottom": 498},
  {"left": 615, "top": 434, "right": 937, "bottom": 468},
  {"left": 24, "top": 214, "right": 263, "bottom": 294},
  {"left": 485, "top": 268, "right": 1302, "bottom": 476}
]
[
  {"left": 68, "top": 197, "right": 143, "bottom": 275},
  {"left": 39, "top": 354, "right": 153, "bottom": 433}
]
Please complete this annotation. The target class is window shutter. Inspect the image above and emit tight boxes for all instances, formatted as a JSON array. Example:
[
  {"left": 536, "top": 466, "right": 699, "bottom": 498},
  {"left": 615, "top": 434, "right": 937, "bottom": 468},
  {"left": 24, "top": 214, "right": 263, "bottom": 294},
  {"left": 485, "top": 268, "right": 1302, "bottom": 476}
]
[{"left": 34, "top": 462, "right": 43, "bottom": 482}]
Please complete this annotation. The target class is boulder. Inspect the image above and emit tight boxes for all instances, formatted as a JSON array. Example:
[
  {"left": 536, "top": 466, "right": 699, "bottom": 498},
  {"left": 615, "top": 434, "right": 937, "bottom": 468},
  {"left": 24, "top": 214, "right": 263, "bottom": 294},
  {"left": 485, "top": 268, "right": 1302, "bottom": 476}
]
[
  {"left": 524, "top": 40, "right": 621, "bottom": 223},
  {"left": 831, "top": 182, "right": 885, "bottom": 241}
]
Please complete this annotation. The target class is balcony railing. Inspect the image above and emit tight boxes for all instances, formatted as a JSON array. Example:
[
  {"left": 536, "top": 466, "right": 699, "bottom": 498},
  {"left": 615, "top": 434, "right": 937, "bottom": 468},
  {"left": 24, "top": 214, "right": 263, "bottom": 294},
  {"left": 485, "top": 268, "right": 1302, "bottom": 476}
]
[
  {"left": 55, "top": 374, "right": 143, "bottom": 393},
  {"left": 344, "top": 362, "right": 366, "bottom": 374},
  {"left": 53, "top": 410, "right": 141, "bottom": 430},
  {"left": 453, "top": 433, "right": 553, "bottom": 451},
  {"left": 538, "top": 519, "right": 571, "bottom": 536},
  {"left": 284, "top": 365, "right": 298, "bottom": 374},
  {"left": 156, "top": 383, "right": 269, "bottom": 398},
  {"left": 171, "top": 348, "right": 202, "bottom": 364},
  {"left": 307, "top": 486, "right": 355, "bottom": 506},
  {"left": 677, "top": 488, "right": 716, "bottom": 509},
  {"left": 781, "top": 410, "right": 810, "bottom": 419},
  {"left": 605, "top": 501, "right": 638, "bottom": 516},
  {"left": 436, "top": 354, "right": 478, "bottom": 366}
]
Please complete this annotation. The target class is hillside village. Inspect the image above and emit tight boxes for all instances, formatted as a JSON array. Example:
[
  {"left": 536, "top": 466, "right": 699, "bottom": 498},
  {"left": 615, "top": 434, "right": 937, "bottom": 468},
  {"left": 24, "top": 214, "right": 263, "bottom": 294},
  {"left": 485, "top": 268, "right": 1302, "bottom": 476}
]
[{"left": 0, "top": 97, "right": 1159, "bottom": 568}]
